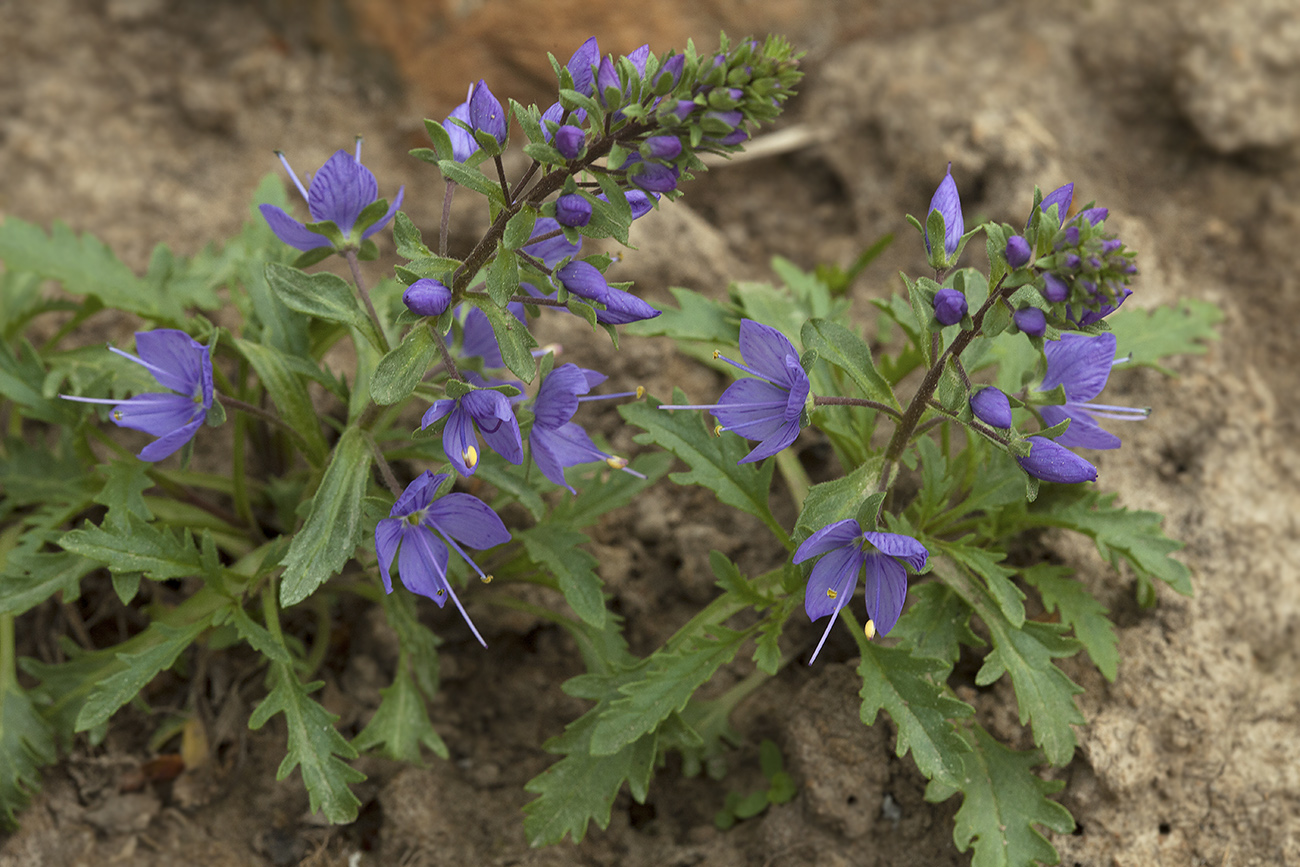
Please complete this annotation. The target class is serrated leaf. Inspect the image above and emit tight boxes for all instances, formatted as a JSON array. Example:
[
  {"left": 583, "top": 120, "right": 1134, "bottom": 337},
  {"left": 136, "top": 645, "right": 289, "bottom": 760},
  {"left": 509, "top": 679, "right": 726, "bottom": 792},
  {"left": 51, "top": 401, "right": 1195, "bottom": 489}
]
[
  {"left": 0, "top": 545, "right": 95, "bottom": 616},
  {"left": 234, "top": 339, "right": 330, "bottom": 464},
  {"left": 795, "top": 459, "right": 882, "bottom": 540},
  {"left": 352, "top": 659, "right": 447, "bottom": 763},
  {"left": 1107, "top": 299, "right": 1221, "bottom": 375},
  {"left": 621, "top": 393, "right": 784, "bottom": 541},
  {"left": 801, "top": 318, "right": 899, "bottom": 409},
  {"left": 279, "top": 427, "right": 373, "bottom": 606},
  {"left": 264, "top": 263, "right": 383, "bottom": 351},
  {"left": 60, "top": 512, "right": 206, "bottom": 582},
  {"left": 547, "top": 452, "right": 673, "bottom": 529},
  {"left": 589, "top": 628, "right": 746, "bottom": 757},
  {"left": 1028, "top": 487, "right": 1191, "bottom": 597},
  {"left": 518, "top": 526, "right": 605, "bottom": 628},
  {"left": 94, "top": 460, "right": 153, "bottom": 530},
  {"left": 0, "top": 685, "right": 58, "bottom": 830},
  {"left": 893, "top": 581, "right": 983, "bottom": 668},
  {"left": 857, "top": 641, "right": 972, "bottom": 787},
  {"left": 624, "top": 286, "right": 736, "bottom": 342},
  {"left": 523, "top": 710, "right": 657, "bottom": 846},
  {"left": 249, "top": 662, "right": 364, "bottom": 823},
  {"left": 369, "top": 324, "right": 439, "bottom": 406},
  {"left": 75, "top": 618, "right": 212, "bottom": 731},
  {"left": 227, "top": 602, "right": 292, "bottom": 664},
  {"left": 942, "top": 541, "right": 1025, "bottom": 629},
  {"left": 925, "top": 726, "right": 1074, "bottom": 867},
  {"left": 0, "top": 339, "right": 73, "bottom": 425},
  {"left": 1022, "top": 564, "right": 1119, "bottom": 681}
]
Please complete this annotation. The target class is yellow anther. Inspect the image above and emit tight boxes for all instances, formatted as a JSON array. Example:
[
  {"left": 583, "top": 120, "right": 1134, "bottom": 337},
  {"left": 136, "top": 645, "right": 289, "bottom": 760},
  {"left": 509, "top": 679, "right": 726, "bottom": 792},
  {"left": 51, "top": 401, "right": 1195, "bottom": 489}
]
[
  {"left": 482, "top": 574, "right": 494, "bottom": 584},
  {"left": 112, "top": 410, "right": 124, "bottom": 421},
  {"left": 436, "top": 589, "right": 445, "bottom": 598},
  {"left": 635, "top": 386, "right": 645, "bottom": 399},
  {"left": 713, "top": 424, "right": 724, "bottom": 438},
  {"left": 606, "top": 455, "right": 629, "bottom": 470},
  {"left": 712, "top": 350, "right": 721, "bottom": 360},
  {"left": 826, "top": 588, "right": 838, "bottom": 600},
  {"left": 864, "top": 620, "right": 877, "bottom": 640},
  {"left": 463, "top": 445, "right": 479, "bottom": 469}
]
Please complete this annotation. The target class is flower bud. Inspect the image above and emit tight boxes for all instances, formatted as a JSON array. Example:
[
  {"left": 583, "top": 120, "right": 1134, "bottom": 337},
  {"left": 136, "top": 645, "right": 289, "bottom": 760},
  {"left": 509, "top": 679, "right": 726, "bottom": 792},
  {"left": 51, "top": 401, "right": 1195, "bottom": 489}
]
[
  {"left": 554, "top": 125, "right": 585, "bottom": 159},
  {"left": 469, "top": 80, "right": 507, "bottom": 145},
  {"left": 925, "top": 165, "right": 964, "bottom": 259},
  {"left": 642, "top": 135, "right": 682, "bottom": 160},
  {"left": 1005, "top": 235, "right": 1032, "bottom": 268},
  {"left": 403, "top": 279, "right": 452, "bottom": 317},
  {"left": 442, "top": 98, "right": 478, "bottom": 162},
  {"left": 1017, "top": 436, "right": 1097, "bottom": 483},
  {"left": 933, "top": 288, "right": 967, "bottom": 326},
  {"left": 1034, "top": 183, "right": 1074, "bottom": 226},
  {"left": 566, "top": 37, "right": 600, "bottom": 96},
  {"left": 595, "top": 56, "right": 621, "bottom": 104},
  {"left": 555, "top": 193, "right": 592, "bottom": 228},
  {"left": 1041, "top": 273, "right": 1069, "bottom": 303},
  {"left": 653, "top": 54, "right": 685, "bottom": 92},
  {"left": 556, "top": 260, "right": 609, "bottom": 301},
  {"left": 1013, "top": 307, "right": 1046, "bottom": 337},
  {"left": 970, "top": 387, "right": 1013, "bottom": 429}
]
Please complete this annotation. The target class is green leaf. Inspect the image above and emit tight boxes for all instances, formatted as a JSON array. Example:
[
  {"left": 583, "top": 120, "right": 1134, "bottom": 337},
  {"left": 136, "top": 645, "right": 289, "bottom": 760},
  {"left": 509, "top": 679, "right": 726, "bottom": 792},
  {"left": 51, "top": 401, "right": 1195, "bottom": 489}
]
[
  {"left": 225, "top": 602, "right": 293, "bottom": 664},
  {"left": 589, "top": 627, "right": 746, "bottom": 757},
  {"left": 795, "top": 459, "right": 882, "bottom": 540},
  {"left": 1028, "top": 487, "right": 1192, "bottom": 597},
  {"left": 94, "top": 460, "right": 153, "bottom": 530},
  {"left": 547, "top": 452, "right": 674, "bottom": 529},
  {"left": 926, "top": 726, "right": 1074, "bottom": 867},
  {"left": 518, "top": 526, "right": 606, "bottom": 628},
  {"left": 0, "top": 543, "right": 96, "bottom": 617},
  {"left": 523, "top": 711, "right": 657, "bottom": 846},
  {"left": 0, "top": 684, "right": 58, "bottom": 830},
  {"left": 621, "top": 393, "right": 785, "bottom": 542},
  {"left": 1107, "top": 299, "right": 1221, "bottom": 375},
  {"left": 801, "top": 318, "right": 899, "bottom": 409},
  {"left": 369, "top": 324, "right": 439, "bottom": 406},
  {"left": 437, "top": 159, "right": 506, "bottom": 205},
  {"left": 759, "top": 738, "right": 783, "bottom": 778},
  {"left": 279, "top": 427, "right": 373, "bottom": 606},
  {"left": 464, "top": 294, "right": 538, "bottom": 383},
  {"left": 352, "top": 659, "right": 448, "bottom": 763},
  {"left": 857, "top": 641, "right": 972, "bottom": 787},
  {"left": 942, "top": 541, "right": 1025, "bottom": 629},
  {"left": 75, "top": 618, "right": 212, "bottom": 731},
  {"left": 486, "top": 246, "right": 519, "bottom": 307},
  {"left": 624, "top": 286, "right": 736, "bottom": 342},
  {"left": 0, "top": 339, "right": 73, "bottom": 425},
  {"left": 502, "top": 209, "right": 538, "bottom": 251},
  {"left": 249, "top": 661, "right": 364, "bottom": 823},
  {"left": 60, "top": 513, "right": 208, "bottom": 582},
  {"left": 1022, "top": 564, "right": 1119, "bottom": 682},
  {"left": 892, "top": 581, "right": 983, "bottom": 669},
  {"left": 264, "top": 263, "right": 383, "bottom": 351},
  {"left": 234, "top": 339, "right": 330, "bottom": 464}
]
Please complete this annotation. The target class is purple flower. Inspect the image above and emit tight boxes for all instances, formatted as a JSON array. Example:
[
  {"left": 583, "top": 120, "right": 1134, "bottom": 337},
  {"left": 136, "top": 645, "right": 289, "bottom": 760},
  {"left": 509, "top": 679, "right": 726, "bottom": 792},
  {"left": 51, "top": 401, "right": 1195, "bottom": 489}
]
[
  {"left": 1005, "top": 235, "right": 1032, "bottom": 269},
  {"left": 528, "top": 364, "right": 644, "bottom": 493},
  {"left": 522, "top": 217, "right": 582, "bottom": 268},
  {"left": 442, "top": 89, "right": 478, "bottom": 162},
  {"left": 970, "top": 386, "right": 1012, "bottom": 429},
  {"left": 1037, "top": 333, "right": 1148, "bottom": 450},
  {"left": 554, "top": 125, "right": 586, "bottom": 159},
  {"left": 259, "top": 142, "right": 404, "bottom": 251},
  {"left": 1067, "top": 281, "right": 1132, "bottom": 327},
  {"left": 794, "top": 520, "right": 928, "bottom": 663},
  {"left": 453, "top": 302, "right": 524, "bottom": 369},
  {"left": 620, "top": 155, "right": 679, "bottom": 193},
  {"left": 566, "top": 37, "right": 600, "bottom": 96},
  {"left": 1014, "top": 307, "right": 1046, "bottom": 337},
  {"left": 1034, "top": 183, "right": 1074, "bottom": 226},
  {"left": 625, "top": 45, "right": 650, "bottom": 78},
  {"left": 652, "top": 54, "right": 685, "bottom": 92},
  {"left": 702, "top": 110, "right": 748, "bottom": 146},
  {"left": 60, "top": 330, "right": 213, "bottom": 462},
  {"left": 421, "top": 389, "right": 523, "bottom": 476},
  {"left": 642, "top": 135, "right": 683, "bottom": 160},
  {"left": 1016, "top": 436, "right": 1097, "bottom": 484},
  {"left": 658, "top": 319, "right": 810, "bottom": 464},
  {"left": 469, "top": 80, "right": 507, "bottom": 146},
  {"left": 555, "top": 193, "right": 592, "bottom": 228},
  {"left": 1041, "top": 273, "right": 1069, "bottom": 303},
  {"left": 924, "top": 164, "right": 963, "bottom": 260},
  {"left": 555, "top": 260, "right": 661, "bottom": 325},
  {"left": 595, "top": 56, "right": 621, "bottom": 103},
  {"left": 374, "top": 471, "right": 510, "bottom": 647},
  {"left": 403, "top": 279, "right": 452, "bottom": 317},
  {"left": 933, "top": 288, "right": 967, "bottom": 326}
]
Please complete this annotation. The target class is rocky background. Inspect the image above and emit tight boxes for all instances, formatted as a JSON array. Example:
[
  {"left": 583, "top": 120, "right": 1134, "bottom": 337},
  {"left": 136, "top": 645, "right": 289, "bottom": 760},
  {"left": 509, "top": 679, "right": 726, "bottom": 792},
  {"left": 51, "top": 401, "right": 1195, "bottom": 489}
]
[{"left": 1, "top": 0, "right": 1298, "bottom": 864}]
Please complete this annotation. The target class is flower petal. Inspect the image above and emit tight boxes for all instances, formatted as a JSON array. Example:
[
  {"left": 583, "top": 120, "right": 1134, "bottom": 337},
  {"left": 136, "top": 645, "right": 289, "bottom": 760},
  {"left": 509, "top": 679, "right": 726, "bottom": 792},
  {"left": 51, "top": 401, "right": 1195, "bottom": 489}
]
[
  {"left": 360, "top": 186, "right": 406, "bottom": 240},
  {"left": 137, "top": 417, "right": 203, "bottom": 461},
  {"left": 258, "top": 204, "right": 331, "bottom": 251},
  {"left": 110, "top": 392, "right": 201, "bottom": 437},
  {"left": 529, "top": 428, "right": 573, "bottom": 492},
  {"left": 803, "top": 545, "right": 861, "bottom": 621},
  {"left": 131, "top": 330, "right": 208, "bottom": 396},
  {"left": 738, "top": 320, "right": 800, "bottom": 385},
  {"left": 794, "top": 519, "right": 862, "bottom": 563},
  {"left": 862, "top": 532, "right": 928, "bottom": 573},
  {"left": 396, "top": 524, "right": 452, "bottom": 605},
  {"left": 425, "top": 492, "right": 511, "bottom": 550},
  {"left": 374, "top": 517, "right": 404, "bottom": 593},
  {"left": 440, "top": 403, "right": 479, "bottom": 475},
  {"left": 1041, "top": 405, "right": 1121, "bottom": 450},
  {"left": 307, "top": 149, "right": 377, "bottom": 235},
  {"left": 391, "top": 470, "right": 446, "bottom": 517},
  {"left": 1041, "top": 333, "right": 1116, "bottom": 402},
  {"left": 462, "top": 390, "right": 522, "bottom": 465},
  {"left": 1017, "top": 436, "right": 1098, "bottom": 483},
  {"left": 534, "top": 364, "right": 593, "bottom": 429},
  {"left": 741, "top": 417, "right": 801, "bottom": 464},
  {"left": 861, "top": 552, "right": 909, "bottom": 635}
]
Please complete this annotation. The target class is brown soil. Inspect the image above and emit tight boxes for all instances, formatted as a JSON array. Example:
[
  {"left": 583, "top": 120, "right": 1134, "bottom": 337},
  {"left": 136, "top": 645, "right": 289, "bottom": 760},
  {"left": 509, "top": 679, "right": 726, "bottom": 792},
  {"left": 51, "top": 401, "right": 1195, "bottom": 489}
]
[{"left": 2, "top": 1, "right": 1298, "bottom": 865}]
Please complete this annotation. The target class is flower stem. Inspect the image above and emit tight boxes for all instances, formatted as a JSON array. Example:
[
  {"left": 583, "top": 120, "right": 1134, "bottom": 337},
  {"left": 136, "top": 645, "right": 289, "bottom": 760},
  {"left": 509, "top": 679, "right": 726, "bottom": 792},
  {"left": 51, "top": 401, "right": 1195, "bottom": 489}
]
[
  {"left": 219, "top": 395, "right": 314, "bottom": 454},
  {"left": 345, "top": 249, "right": 391, "bottom": 354},
  {"left": 813, "top": 395, "right": 903, "bottom": 420},
  {"left": 440, "top": 181, "right": 456, "bottom": 257}
]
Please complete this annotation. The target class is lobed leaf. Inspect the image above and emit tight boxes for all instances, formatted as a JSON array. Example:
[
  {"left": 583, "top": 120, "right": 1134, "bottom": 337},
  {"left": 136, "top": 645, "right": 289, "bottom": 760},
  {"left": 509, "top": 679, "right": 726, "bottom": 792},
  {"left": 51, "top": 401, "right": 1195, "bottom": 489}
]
[{"left": 518, "top": 526, "right": 606, "bottom": 628}]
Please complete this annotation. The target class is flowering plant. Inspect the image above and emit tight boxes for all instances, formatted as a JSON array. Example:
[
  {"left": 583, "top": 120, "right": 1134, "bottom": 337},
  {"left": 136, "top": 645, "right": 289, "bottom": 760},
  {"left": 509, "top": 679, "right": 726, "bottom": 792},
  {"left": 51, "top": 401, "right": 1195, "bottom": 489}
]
[{"left": 0, "top": 31, "right": 1221, "bottom": 866}]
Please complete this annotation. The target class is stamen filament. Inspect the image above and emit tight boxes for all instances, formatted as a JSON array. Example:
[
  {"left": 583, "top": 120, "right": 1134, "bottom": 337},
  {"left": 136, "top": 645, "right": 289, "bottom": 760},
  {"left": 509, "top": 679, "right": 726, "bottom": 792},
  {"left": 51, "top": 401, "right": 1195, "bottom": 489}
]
[{"left": 275, "top": 150, "right": 312, "bottom": 204}]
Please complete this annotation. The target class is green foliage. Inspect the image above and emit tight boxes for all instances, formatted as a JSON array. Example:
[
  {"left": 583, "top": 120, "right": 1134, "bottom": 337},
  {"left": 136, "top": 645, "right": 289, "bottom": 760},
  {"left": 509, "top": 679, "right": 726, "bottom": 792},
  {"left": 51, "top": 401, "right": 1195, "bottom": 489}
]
[
  {"left": 0, "top": 682, "right": 58, "bottom": 830},
  {"left": 713, "top": 739, "right": 797, "bottom": 829},
  {"left": 352, "top": 657, "right": 448, "bottom": 764}
]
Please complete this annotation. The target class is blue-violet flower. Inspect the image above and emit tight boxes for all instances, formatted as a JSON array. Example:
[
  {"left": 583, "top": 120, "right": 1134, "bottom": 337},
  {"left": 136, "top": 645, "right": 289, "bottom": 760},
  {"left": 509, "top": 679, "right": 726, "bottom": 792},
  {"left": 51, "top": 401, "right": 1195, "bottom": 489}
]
[
  {"left": 374, "top": 471, "right": 510, "bottom": 647},
  {"left": 1017, "top": 436, "right": 1097, "bottom": 484},
  {"left": 970, "top": 386, "right": 1013, "bottom": 429},
  {"left": 60, "top": 329, "right": 214, "bottom": 461},
  {"left": 403, "top": 279, "right": 452, "bottom": 317},
  {"left": 1014, "top": 307, "right": 1046, "bottom": 337},
  {"left": 421, "top": 390, "right": 523, "bottom": 476},
  {"left": 1037, "top": 332, "right": 1148, "bottom": 449},
  {"left": 529, "top": 364, "right": 645, "bottom": 493},
  {"left": 925, "top": 164, "right": 963, "bottom": 261},
  {"left": 794, "top": 521, "right": 928, "bottom": 663},
  {"left": 933, "top": 287, "right": 967, "bottom": 326},
  {"left": 555, "top": 193, "right": 592, "bottom": 228}
]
